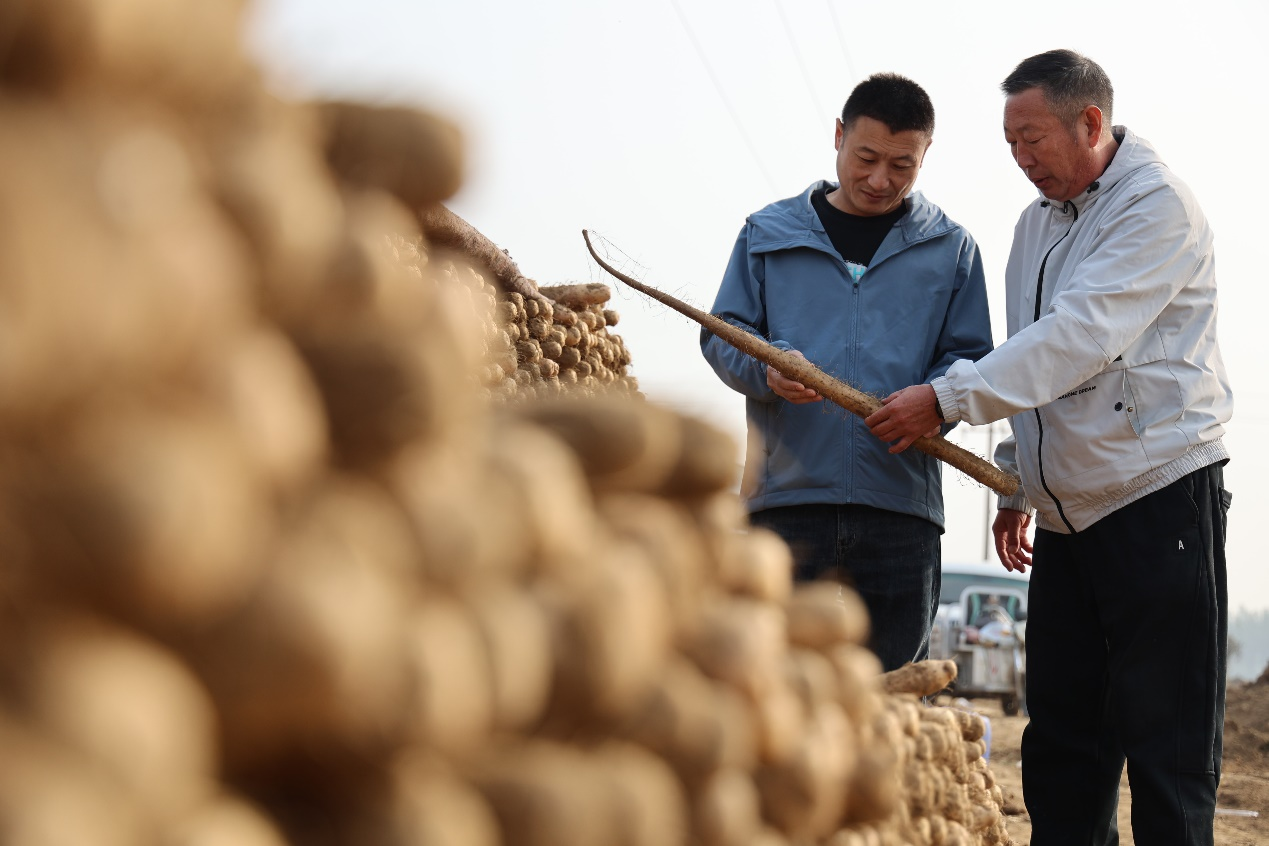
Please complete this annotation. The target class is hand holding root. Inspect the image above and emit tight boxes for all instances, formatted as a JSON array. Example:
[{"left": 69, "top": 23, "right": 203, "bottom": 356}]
[
  {"left": 866, "top": 384, "right": 943, "bottom": 454},
  {"left": 582, "top": 230, "right": 1020, "bottom": 497},
  {"left": 767, "top": 350, "right": 822, "bottom": 404}
]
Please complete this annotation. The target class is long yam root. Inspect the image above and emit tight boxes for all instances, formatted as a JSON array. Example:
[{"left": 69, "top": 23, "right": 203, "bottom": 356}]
[
  {"left": 420, "top": 205, "right": 554, "bottom": 310},
  {"left": 581, "top": 230, "right": 1020, "bottom": 497}
]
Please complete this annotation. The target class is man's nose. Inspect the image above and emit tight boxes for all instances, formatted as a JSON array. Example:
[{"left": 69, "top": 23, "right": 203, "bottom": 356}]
[
  {"left": 867, "top": 167, "right": 889, "bottom": 188},
  {"left": 1014, "top": 148, "right": 1034, "bottom": 169}
]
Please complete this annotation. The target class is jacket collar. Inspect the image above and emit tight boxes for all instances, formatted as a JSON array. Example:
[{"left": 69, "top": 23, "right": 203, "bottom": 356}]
[{"left": 747, "top": 180, "right": 955, "bottom": 254}]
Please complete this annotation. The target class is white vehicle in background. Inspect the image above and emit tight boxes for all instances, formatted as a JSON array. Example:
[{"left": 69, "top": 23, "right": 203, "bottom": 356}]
[{"left": 929, "top": 560, "right": 1030, "bottom": 716}]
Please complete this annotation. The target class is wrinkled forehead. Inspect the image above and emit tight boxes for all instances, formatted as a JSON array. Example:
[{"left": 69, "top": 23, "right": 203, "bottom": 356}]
[{"left": 1003, "top": 89, "right": 1062, "bottom": 133}]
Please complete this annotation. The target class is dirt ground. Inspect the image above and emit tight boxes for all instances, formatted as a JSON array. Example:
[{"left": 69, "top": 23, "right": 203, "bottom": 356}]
[{"left": 966, "top": 670, "right": 1268, "bottom": 846}]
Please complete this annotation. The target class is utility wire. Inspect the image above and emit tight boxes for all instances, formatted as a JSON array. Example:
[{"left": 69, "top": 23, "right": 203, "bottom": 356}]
[
  {"left": 771, "top": 0, "right": 827, "bottom": 137},
  {"left": 668, "top": 0, "right": 779, "bottom": 194},
  {"left": 824, "top": 0, "right": 858, "bottom": 89}
]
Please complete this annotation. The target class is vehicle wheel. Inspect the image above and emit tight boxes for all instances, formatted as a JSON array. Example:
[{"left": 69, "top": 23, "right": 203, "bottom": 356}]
[{"left": 1001, "top": 694, "right": 1020, "bottom": 717}]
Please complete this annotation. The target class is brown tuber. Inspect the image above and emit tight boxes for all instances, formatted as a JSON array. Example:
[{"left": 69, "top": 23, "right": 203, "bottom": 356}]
[{"left": 878, "top": 660, "right": 958, "bottom": 698}]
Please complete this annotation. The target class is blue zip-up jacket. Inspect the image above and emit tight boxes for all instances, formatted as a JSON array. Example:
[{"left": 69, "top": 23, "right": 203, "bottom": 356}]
[{"left": 702, "top": 181, "right": 993, "bottom": 528}]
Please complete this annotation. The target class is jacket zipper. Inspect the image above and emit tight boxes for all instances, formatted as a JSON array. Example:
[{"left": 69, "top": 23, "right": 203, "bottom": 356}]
[
  {"left": 1032, "top": 202, "right": 1078, "bottom": 534},
  {"left": 846, "top": 268, "right": 861, "bottom": 497}
]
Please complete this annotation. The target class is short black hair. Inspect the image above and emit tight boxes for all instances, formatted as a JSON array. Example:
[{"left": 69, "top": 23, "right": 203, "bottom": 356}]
[
  {"left": 841, "top": 73, "right": 935, "bottom": 137},
  {"left": 1001, "top": 49, "right": 1114, "bottom": 128}
]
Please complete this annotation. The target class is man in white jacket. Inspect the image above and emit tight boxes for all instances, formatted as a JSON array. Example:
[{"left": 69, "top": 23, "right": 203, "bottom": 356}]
[{"left": 865, "top": 50, "right": 1233, "bottom": 845}]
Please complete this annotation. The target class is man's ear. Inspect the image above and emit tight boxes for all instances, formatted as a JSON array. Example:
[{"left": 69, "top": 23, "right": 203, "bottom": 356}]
[
  {"left": 1082, "top": 105, "right": 1105, "bottom": 147},
  {"left": 834, "top": 118, "right": 844, "bottom": 151}
]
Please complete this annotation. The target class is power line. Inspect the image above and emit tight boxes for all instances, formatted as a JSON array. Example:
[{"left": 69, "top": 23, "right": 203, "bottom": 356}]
[
  {"left": 823, "top": 0, "right": 858, "bottom": 89},
  {"left": 771, "top": 0, "right": 826, "bottom": 137},
  {"left": 667, "top": 0, "right": 779, "bottom": 194}
]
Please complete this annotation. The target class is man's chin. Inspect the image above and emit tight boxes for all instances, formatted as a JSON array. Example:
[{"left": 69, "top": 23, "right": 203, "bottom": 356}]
[
  {"left": 857, "top": 196, "right": 896, "bottom": 215},
  {"left": 1034, "top": 179, "right": 1064, "bottom": 201}
]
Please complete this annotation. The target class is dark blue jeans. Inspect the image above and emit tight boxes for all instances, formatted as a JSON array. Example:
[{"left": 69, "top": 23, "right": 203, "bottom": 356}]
[
  {"left": 749, "top": 503, "right": 941, "bottom": 671},
  {"left": 1023, "top": 463, "right": 1230, "bottom": 846}
]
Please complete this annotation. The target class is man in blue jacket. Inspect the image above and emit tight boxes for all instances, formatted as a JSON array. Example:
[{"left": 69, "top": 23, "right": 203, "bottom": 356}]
[{"left": 701, "top": 73, "right": 993, "bottom": 671}]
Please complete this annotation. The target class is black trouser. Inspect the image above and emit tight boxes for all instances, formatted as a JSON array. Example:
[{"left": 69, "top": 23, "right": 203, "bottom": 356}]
[
  {"left": 749, "top": 503, "right": 941, "bottom": 672},
  {"left": 1023, "top": 463, "right": 1230, "bottom": 846}
]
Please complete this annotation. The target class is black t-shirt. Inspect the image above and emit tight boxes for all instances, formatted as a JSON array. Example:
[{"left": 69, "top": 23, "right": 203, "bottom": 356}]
[{"left": 811, "top": 186, "right": 906, "bottom": 281}]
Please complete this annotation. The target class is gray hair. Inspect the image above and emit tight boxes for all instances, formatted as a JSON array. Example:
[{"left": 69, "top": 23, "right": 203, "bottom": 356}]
[{"left": 1002, "top": 49, "right": 1114, "bottom": 128}]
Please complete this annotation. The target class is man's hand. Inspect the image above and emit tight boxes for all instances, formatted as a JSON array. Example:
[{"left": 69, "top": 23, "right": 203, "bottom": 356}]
[
  {"left": 993, "top": 508, "right": 1033, "bottom": 573},
  {"left": 864, "top": 384, "right": 942, "bottom": 453},
  {"left": 767, "top": 350, "right": 822, "bottom": 404}
]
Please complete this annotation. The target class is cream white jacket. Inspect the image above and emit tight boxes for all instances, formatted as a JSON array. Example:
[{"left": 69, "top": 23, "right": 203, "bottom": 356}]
[{"left": 932, "top": 127, "right": 1232, "bottom": 533}]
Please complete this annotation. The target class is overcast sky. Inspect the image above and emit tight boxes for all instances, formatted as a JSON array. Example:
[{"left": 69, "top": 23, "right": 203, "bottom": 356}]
[{"left": 247, "top": 0, "right": 1269, "bottom": 613}]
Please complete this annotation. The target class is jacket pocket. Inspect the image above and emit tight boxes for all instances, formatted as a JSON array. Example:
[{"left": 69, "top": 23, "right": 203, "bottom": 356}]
[
  {"left": 1036, "top": 368, "right": 1147, "bottom": 484},
  {"left": 1095, "top": 347, "right": 1166, "bottom": 436}
]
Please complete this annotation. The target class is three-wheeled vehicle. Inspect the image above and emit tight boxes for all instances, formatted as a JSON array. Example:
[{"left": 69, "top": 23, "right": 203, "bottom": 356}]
[{"left": 929, "top": 561, "right": 1030, "bottom": 716}]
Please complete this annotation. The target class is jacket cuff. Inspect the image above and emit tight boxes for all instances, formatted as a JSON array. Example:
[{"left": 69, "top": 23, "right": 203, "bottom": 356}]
[
  {"left": 997, "top": 493, "right": 1032, "bottom": 514},
  {"left": 757, "top": 339, "right": 794, "bottom": 402},
  {"left": 930, "top": 377, "right": 961, "bottom": 424}
]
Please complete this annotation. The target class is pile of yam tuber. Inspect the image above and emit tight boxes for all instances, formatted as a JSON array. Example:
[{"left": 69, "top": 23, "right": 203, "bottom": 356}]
[
  {"left": 389, "top": 230, "right": 640, "bottom": 403},
  {"left": 0, "top": 2, "right": 1009, "bottom": 845}
]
